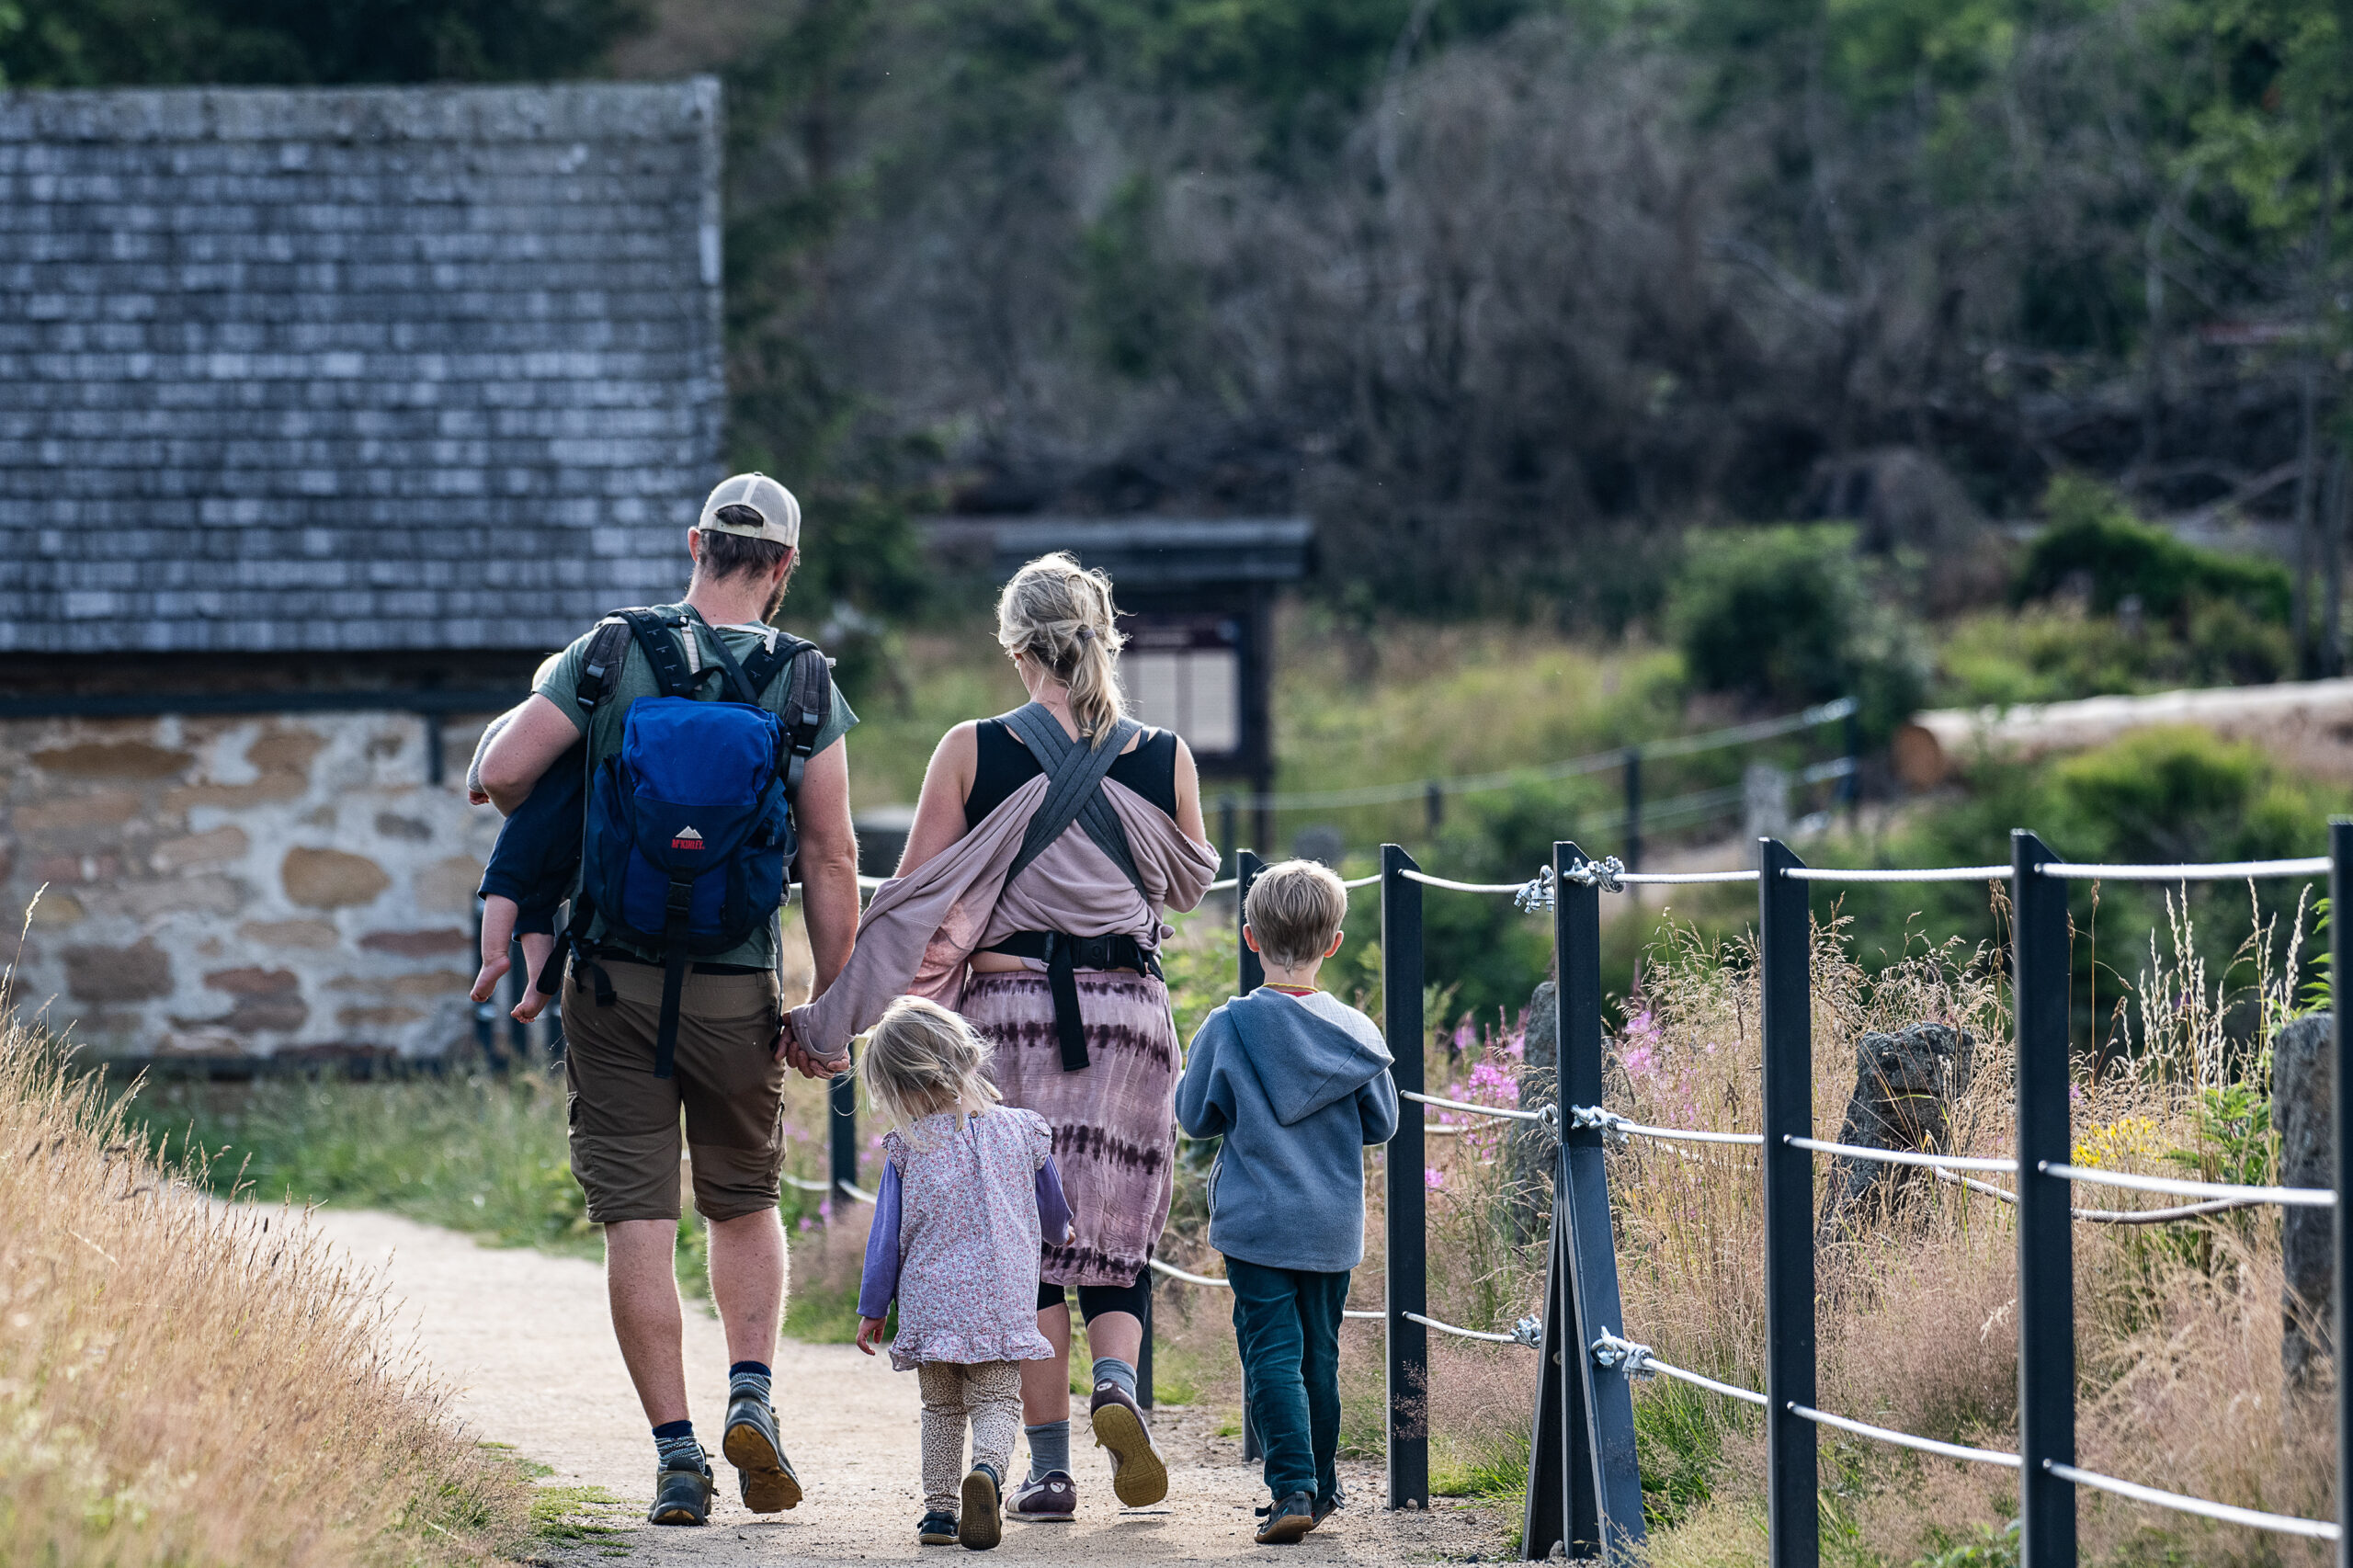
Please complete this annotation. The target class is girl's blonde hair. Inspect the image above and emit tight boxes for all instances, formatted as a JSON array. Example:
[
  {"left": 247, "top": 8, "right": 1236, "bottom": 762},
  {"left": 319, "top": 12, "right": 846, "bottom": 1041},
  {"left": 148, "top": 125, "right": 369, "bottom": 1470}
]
[
  {"left": 860, "top": 995, "right": 1002, "bottom": 1137},
  {"left": 996, "top": 551, "right": 1127, "bottom": 746}
]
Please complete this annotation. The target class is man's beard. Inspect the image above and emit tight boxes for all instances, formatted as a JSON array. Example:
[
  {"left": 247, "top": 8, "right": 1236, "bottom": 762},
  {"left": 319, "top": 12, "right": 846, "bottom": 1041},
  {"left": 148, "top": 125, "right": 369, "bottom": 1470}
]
[{"left": 764, "top": 574, "right": 790, "bottom": 620}]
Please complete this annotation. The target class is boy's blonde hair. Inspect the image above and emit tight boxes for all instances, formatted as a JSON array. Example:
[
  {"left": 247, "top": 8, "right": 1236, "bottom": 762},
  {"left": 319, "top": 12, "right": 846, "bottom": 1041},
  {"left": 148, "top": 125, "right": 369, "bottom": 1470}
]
[
  {"left": 1244, "top": 858, "right": 1349, "bottom": 969},
  {"left": 996, "top": 551, "right": 1128, "bottom": 747},
  {"left": 860, "top": 995, "right": 1003, "bottom": 1136}
]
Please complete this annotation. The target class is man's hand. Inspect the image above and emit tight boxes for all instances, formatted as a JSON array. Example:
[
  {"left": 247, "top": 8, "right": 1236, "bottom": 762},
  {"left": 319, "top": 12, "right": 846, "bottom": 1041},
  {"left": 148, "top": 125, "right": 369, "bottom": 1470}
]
[
  {"left": 855, "top": 1315, "right": 888, "bottom": 1356},
  {"left": 772, "top": 1014, "right": 848, "bottom": 1078}
]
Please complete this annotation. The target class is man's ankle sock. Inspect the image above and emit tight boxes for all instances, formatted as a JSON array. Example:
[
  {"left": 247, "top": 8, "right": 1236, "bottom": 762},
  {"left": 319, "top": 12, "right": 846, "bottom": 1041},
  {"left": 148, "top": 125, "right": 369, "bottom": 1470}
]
[
  {"left": 1024, "top": 1419, "right": 1071, "bottom": 1482},
  {"left": 653, "top": 1420, "right": 703, "bottom": 1471},
  {"left": 728, "top": 1360, "right": 772, "bottom": 1403},
  {"left": 1092, "top": 1356, "right": 1138, "bottom": 1403}
]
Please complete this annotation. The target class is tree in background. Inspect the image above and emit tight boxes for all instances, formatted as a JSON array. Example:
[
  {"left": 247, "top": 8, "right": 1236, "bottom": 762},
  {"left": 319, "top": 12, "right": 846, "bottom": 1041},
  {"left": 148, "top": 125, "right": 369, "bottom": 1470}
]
[{"left": 1, "top": 0, "right": 645, "bottom": 85}]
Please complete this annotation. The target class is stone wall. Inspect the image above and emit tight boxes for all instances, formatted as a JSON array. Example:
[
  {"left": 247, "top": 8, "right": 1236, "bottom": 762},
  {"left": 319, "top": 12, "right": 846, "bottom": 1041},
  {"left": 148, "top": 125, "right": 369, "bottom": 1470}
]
[{"left": 0, "top": 709, "right": 506, "bottom": 1060}]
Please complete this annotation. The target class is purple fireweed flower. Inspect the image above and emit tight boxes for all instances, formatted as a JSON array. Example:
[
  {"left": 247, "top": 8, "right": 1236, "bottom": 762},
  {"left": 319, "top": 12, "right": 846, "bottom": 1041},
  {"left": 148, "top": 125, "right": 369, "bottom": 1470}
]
[
  {"left": 1622, "top": 1043, "right": 1657, "bottom": 1078},
  {"left": 1426, "top": 1166, "right": 1445, "bottom": 1191}
]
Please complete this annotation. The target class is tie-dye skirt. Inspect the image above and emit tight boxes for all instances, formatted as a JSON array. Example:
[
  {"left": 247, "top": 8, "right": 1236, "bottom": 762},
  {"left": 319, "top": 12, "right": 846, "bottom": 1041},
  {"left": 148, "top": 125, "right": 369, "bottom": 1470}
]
[{"left": 961, "top": 969, "right": 1177, "bottom": 1289}]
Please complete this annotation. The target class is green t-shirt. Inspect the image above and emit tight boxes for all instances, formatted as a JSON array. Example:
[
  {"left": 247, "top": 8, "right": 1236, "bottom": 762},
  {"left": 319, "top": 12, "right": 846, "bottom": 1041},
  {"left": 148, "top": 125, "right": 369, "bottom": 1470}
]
[{"left": 536, "top": 604, "right": 858, "bottom": 970}]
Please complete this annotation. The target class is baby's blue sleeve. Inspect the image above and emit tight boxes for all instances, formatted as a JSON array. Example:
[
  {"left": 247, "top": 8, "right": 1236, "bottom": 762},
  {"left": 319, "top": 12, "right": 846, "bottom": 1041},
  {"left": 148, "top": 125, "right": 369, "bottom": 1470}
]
[{"left": 478, "top": 737, "right": 586, "bottom": 936}]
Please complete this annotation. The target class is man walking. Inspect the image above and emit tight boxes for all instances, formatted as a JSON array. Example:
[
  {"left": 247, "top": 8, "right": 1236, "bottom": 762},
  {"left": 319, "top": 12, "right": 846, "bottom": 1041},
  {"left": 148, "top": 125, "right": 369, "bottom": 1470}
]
[{"left": 480, "top": 473, "right": 861, "bottom": 1525}]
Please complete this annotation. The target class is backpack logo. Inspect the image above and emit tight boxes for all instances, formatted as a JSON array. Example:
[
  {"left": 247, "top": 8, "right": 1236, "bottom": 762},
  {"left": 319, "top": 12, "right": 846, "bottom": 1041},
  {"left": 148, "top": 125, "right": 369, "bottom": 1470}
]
[{"left": 671, "top": 825, "right": 705, "bottom": 850}]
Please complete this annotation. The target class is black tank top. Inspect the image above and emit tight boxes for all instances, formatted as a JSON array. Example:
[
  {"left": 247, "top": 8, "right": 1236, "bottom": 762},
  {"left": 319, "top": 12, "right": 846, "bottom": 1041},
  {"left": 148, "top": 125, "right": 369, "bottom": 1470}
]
[{"left": 963, "top": 720, "right": 1180, "bottom": 830}]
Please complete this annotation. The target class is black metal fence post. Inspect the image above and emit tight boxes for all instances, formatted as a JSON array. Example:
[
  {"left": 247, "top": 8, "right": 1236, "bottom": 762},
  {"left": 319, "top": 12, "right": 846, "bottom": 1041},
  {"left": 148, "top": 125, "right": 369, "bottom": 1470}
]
[
  {"left": 1233, "top": 847, "right": 1267, "bottom": 1461},
  {"left": 1557, "top": 842, "right": 1646, "bottom": 1559},
  {"left": 1758, "top": 837, "right": 1818, "bottom": 1568},
  {"left": 1238, "top": 850, "right": 1266, "bottom": 995},
  {"left": 1528, "top": 846, "right": 1597, "bottom": 1562},
  {"left": 2329, "top": 819, "right": 2350, "bottom": 1568},
  {"left": 2012, "top": 830, "right": 2075, "bottom": 1568},
  {"left": 829, "top": 1070, "right": 858, "bottom": 1199},
  {"left": 1382, "top": 844, "right": 1428, "bottom": 1509}
]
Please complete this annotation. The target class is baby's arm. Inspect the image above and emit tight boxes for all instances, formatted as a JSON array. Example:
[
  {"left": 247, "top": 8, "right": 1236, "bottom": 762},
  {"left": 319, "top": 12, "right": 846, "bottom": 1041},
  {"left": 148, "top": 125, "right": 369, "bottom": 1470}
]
[
  {"left": 853, "top": 1159, "right": 904, "bottom": 1356},
  {"left": 469, "top": 894, "right": 519, "bottom": 1006}
]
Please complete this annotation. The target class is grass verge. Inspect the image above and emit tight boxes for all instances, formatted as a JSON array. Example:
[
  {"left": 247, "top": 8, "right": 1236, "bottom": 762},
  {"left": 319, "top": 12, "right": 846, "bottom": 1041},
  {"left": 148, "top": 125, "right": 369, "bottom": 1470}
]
[{"left": 0, "top": 1029, "right": 532, "bottom": 1567}]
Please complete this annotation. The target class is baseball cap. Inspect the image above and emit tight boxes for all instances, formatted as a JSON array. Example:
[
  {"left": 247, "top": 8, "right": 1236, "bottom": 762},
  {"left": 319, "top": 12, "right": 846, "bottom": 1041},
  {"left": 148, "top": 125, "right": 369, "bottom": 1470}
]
[{"left": 697, "top": 472, "right": 801, "bottom": 547}]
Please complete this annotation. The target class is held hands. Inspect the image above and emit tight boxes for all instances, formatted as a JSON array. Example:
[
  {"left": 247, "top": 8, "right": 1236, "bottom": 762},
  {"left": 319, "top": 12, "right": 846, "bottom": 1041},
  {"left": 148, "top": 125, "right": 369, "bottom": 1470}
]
[
  {"left": 855, "top": 1316, "right": 888, "bottom": 1356},
  {"left": 772, "top": 1013, "right": 850, "bottom": 1079}
]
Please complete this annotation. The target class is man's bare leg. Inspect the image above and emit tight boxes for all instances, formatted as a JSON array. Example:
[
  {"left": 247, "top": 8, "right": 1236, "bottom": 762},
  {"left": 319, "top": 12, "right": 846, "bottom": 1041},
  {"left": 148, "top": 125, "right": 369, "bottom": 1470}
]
[
  {"left": 606, "top": 1219, "right": 689, "bottom": 1427},
  {"left": 708, "top": 1207, "right": 785, "bottom": 1364}
]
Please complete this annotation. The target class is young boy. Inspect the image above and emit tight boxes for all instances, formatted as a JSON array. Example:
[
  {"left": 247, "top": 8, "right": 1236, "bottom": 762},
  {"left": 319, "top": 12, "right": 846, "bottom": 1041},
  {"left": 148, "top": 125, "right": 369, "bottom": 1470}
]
[{"left": 1175, "top": 858, "right": 1399, "bottom": 1545}]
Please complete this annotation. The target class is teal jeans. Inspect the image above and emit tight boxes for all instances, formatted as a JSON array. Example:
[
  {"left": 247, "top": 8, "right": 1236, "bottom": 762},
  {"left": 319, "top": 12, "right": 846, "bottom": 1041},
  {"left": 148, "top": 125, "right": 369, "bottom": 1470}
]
[{"left": 1225, "top": 1256, "right": 1351, "bottom": 1507}]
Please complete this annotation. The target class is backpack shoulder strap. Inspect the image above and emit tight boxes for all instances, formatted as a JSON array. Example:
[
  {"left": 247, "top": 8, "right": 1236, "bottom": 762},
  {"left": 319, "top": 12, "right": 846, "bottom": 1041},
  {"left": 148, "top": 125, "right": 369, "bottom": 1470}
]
[
  {"left": 572, "top": 614, "right": 639, "bottom": 718},
  {"left": 620, "top": 608, "right": 706, "bottom": 699},
  {"left": 773, "top": 645, "right": 833, "bottom": 801}
]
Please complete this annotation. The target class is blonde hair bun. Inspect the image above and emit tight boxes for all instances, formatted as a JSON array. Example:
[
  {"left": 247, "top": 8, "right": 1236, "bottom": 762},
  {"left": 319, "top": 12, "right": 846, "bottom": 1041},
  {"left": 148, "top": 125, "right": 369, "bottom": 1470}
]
[{"left": 996, "top": 551, "right": 1127, "bottom": 746}]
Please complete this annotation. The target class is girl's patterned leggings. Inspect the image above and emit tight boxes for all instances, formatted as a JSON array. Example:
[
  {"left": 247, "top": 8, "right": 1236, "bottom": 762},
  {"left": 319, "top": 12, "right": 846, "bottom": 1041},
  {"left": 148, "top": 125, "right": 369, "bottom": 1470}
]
[{"left": 916, "top": 1359, "right": 1024, "bottom": 1510}]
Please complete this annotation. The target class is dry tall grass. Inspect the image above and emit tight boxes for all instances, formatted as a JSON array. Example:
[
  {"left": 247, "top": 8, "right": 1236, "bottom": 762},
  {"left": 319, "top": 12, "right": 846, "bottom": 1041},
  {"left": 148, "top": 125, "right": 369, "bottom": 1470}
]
[
  {"left": 0, "top": 1015, "right": 529, "bottom": 1566},
  {"left": 1622, "top": 896, "right": 2333, "bottom": 1567}
]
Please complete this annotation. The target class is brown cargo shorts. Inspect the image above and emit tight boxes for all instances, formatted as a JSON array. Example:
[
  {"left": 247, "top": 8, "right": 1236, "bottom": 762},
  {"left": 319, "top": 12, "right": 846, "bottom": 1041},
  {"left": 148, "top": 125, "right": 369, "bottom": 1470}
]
[{"left": 562, "top": 958, "right": 789, "bottom": 1223}]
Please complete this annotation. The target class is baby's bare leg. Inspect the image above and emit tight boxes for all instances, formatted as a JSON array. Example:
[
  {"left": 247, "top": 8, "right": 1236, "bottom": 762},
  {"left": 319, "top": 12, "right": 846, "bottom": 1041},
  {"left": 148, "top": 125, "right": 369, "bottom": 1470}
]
[
  {"left": 511, "top": 931, "right": 556, "bottom": 1021},
  {"left": 469, "top": 895, "right": 518, "bottom": 1004}
]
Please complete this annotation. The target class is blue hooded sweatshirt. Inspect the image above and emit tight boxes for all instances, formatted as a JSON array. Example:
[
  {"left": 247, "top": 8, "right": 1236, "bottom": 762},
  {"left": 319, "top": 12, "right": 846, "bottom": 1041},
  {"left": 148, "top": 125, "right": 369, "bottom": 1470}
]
[{"left": 1176, "top": 987, "right": 1401, "bottom": 1274}]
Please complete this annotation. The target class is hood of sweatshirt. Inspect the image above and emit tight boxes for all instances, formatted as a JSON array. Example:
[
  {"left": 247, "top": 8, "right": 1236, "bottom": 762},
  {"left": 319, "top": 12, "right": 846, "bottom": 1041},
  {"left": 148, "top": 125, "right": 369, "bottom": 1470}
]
[{"left": 1227, "top": 987, "right": 1394, "bottom": 1127}]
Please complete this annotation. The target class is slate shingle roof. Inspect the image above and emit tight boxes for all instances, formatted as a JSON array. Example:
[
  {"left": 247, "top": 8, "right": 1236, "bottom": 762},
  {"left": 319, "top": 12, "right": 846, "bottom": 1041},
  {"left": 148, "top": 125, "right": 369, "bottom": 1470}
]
[{"left": 0, "top": 82, "right": 724, "bottom": 654}]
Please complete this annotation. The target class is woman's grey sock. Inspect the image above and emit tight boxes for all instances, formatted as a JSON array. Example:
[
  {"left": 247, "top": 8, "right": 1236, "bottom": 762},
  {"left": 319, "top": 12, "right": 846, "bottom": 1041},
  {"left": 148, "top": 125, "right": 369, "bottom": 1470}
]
[
  {"left": 1092, "top": 1356, "right": 1138, "bottom": 1403},
  {"left": 1025, "top": 1419, "right": 1071, "bottom": 1482}
]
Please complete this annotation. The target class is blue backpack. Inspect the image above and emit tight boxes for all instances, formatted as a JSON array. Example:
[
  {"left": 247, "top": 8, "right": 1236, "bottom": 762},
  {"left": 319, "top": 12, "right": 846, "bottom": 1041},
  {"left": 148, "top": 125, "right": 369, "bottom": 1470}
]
[{"left": 558, "top": 607, "right": 830, "bottom": 1078}]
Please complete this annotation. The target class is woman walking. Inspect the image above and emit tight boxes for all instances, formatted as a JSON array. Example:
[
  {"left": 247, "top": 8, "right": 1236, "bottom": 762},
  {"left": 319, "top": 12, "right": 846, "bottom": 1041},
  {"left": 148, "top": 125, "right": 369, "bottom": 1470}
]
[{"left": 779, "top": 552, "right": 1219, "bottom": 1523}]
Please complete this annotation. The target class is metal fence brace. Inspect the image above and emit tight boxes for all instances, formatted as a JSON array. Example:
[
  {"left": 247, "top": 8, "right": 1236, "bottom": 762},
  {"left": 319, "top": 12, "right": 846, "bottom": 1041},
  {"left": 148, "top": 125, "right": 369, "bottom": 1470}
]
[
  {"left": 1545, "top": 842, "right": 1645, "bottom": 1559},
  {"left": 1383, "top": 843, "right": 1430, "bottom": 1507}
]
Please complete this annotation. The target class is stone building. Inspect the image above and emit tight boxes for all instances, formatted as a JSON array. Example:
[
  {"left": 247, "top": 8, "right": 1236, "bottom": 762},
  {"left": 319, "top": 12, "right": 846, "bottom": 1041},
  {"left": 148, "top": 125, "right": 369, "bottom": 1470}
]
[{"left": 0, "top": 81, "right": 725, "bottom": 1062}]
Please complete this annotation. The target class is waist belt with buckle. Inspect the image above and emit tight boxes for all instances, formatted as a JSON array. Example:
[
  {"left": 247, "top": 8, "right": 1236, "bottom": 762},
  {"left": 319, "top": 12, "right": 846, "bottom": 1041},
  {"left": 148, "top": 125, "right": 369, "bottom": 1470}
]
[{"left": 981, "top": 930, "right": 1162, "bottom": 1072}]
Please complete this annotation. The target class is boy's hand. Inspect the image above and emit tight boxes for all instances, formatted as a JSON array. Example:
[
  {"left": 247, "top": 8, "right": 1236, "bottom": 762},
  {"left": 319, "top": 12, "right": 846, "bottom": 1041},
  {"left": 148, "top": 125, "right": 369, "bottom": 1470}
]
[
  {"left": 509, "top": 931, "right": 556, "bottom": 1021},
  {"left": 469, "top": 895, "right": 519, "bottom": 1005},
  {"left": 855, "top": 1316, "right": 888, "bottom": 1356}
]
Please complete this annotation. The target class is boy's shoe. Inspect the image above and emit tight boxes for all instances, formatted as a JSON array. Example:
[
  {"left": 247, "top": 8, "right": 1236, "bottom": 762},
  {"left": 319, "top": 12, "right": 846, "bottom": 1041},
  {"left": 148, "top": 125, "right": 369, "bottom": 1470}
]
[
  {"left": 959, "top": 1462, "right": 1004, "bottom": 1551},
  {"left": 722, "top": 1393, "right": 803, "bottom": 1513},
  {"left": 647, "top": 1457, "right": 716, "bottom": 1526},
  {"left": 1087, "top": 1381, "right": 1169, "bottom": 1506},
  {"left": 917, "top": 1509, "right": 961, "bottom": 1545},
  {"left": 1254, "top": 1492, "right": 1316, "bottom": 1545},
  {"left": 1006, "top": 1469, "right": 1077, "bottom": 1522}
]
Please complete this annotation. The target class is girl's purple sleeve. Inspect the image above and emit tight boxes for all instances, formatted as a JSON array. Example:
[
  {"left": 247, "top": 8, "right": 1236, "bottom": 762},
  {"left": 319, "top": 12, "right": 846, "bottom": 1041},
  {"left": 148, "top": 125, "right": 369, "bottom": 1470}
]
[
  {"left": 1035, "top": 1155, "right": 1074, "bottom": 1244},
  {"left": 856, "top": 1160, "right": 904, "bottom": 1319}
]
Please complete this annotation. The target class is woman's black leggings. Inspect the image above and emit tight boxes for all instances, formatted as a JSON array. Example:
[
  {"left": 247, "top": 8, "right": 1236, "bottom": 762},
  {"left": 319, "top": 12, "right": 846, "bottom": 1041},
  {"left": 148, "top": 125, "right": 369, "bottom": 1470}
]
[{"left": 1036, "top": 1268, "right": 1152, "bottom": 1324}]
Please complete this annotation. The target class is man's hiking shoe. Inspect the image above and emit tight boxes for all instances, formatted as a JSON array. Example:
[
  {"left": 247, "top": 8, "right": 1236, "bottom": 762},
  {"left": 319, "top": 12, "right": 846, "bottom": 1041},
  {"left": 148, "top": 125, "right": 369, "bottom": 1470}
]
[
  {"left": 1255, "top": 1491, "right": 1316, "bottom": 1545},
  {"left": 648, "top": 1457, "right": 716, "bottom": 1526},
  {"left": 722, "top": 1393, "right": 802, "bottom": 1513},
  {"left": 917, "top": 1509, "right": 961, "bottom": 1545},
  {"left": 959, "top": 1462, "right": 1004, "bottom": 1551},
  {"left": 1007, "top": 1469, "right": 1076, "bottom": 1522},
  {"left": 1087, "top": 1381, "right": 1168, "bottom": 1506}
]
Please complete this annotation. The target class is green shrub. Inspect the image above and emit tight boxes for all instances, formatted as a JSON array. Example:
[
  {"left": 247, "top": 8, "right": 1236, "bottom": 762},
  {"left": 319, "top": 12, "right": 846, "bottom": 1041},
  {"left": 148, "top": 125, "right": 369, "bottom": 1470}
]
[
  {"left": 1935, "top": 600, "right": 2292, "bottom": 708},
  {"left": 2013, "top": 475, "right": 2290, "bottom": 624},
  {"left": 1667, "top": 524, "right": 1926, "bottom": 737}
]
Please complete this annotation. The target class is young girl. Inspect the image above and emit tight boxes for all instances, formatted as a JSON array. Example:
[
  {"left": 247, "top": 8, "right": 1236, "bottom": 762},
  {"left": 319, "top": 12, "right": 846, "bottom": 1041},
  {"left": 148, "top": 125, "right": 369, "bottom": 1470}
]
[{"left": 855, "top": 997, "right": 1074, "bottom": 1551}]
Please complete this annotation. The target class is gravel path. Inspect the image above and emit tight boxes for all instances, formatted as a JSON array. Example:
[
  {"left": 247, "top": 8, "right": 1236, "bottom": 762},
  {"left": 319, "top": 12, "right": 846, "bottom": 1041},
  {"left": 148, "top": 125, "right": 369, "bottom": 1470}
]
[{"left": 304, "top": 1208, "right": 1504, "bottom": 1565}]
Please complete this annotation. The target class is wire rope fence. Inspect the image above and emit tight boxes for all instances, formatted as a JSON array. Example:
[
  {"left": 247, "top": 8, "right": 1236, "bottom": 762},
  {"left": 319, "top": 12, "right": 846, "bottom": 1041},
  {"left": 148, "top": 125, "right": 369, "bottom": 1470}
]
[{"left": 815, "top": 815, "right": 2353, "bottom": 1566}]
